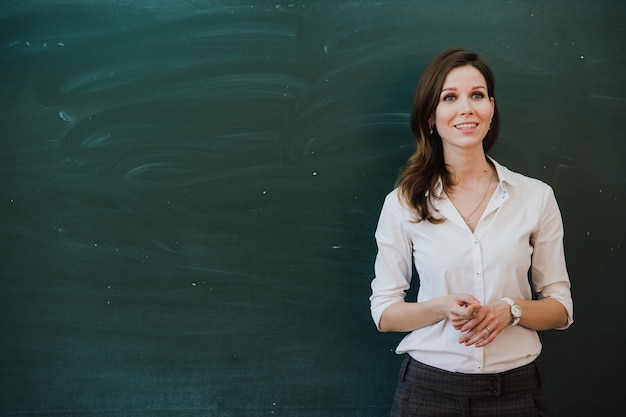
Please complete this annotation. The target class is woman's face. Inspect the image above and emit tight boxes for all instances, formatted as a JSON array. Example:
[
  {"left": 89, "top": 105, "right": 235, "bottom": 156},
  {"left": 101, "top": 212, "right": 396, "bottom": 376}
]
[{"left": 432, "top": 65, "right": 494, "bottom": 153}]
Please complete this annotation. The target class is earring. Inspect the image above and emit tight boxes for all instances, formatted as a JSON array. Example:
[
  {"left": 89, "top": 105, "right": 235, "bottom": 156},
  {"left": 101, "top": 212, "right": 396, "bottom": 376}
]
[
  {"left": 489, "top": 120, "right": 493, "bottom": 130},
  {"left": 428, "top": 125, "right": 434, "bottom": 135}
]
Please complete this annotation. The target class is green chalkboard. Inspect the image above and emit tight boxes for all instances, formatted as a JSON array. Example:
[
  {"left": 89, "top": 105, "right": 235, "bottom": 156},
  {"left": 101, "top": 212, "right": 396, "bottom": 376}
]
[{"left": 1, "top": 1, "right": 624, "bottom": 416}]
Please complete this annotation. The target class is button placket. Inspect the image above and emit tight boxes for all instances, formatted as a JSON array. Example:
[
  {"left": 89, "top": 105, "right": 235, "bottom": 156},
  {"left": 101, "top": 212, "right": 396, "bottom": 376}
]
[
  {"left": 470, "top": 236, "right": 486, "bottom": 370},
  {"left": 471, "top": 237, "right": 485, "bottom": 294}
]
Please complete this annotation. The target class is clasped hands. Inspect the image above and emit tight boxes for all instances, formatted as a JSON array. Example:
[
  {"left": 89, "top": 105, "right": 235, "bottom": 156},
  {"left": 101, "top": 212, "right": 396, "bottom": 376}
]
[{"left": 447, "top": 294, "right": 509, "bottom": 348}]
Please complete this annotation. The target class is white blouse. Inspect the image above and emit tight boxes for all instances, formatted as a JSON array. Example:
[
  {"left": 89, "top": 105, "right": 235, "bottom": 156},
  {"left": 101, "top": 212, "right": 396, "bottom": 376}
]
[{"left": 370, "top": 158, "right": 573, "bottom": 373}]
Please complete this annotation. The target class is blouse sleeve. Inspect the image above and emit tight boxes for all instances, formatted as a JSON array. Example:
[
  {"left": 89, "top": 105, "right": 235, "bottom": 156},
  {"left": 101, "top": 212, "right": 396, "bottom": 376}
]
[
  {"left": 370, "top": 190, "right": 414, "bottom": 331},
  {"left": 530, "top": 186, "right": 574, "bottom": 329}
]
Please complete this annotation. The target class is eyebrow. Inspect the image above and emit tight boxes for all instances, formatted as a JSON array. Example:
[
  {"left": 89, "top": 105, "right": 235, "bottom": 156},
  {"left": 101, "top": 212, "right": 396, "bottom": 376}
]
[{"left": 441, "top": 86, "right": 488, "bottom": 93}]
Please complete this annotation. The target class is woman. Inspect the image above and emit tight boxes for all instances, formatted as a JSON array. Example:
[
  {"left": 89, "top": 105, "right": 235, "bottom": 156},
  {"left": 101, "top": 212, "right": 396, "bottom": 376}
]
[{"left": 370, "top": 48, "right": 573, "bottom": 416}]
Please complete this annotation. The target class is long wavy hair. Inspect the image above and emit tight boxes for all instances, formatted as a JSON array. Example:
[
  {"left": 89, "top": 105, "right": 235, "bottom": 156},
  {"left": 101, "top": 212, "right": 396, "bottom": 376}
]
[{"left": 397, "top": 48, "right": 500, "bottom": 223}]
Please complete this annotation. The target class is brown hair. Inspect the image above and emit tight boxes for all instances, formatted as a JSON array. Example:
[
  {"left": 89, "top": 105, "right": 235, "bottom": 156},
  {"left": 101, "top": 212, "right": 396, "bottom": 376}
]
[{"left": 397, "top": 47, "right": 500, "bottom": 222}]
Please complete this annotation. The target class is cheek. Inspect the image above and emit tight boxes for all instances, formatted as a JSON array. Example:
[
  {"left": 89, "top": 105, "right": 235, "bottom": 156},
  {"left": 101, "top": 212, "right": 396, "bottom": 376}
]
[
  {"left": 486, "top": 100, "right": 495, "bottom": 118},
  {"left": 434, "top": 106, "right": 455, "bottom": 124},
  {"left": 472, "top": 102, "right": 494, "bottom": 120}
]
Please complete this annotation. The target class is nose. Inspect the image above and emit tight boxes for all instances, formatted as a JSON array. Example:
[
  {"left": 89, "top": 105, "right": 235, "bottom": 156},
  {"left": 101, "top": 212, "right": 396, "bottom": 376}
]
[{"left": 458, "top": 96, "right": 475, "bottom": 115}]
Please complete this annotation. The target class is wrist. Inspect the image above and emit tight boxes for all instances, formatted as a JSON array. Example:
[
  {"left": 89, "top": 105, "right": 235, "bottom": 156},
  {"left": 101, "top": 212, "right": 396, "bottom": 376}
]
[{"left": 501, "top": 297, "right": 522, "bottom": 326}]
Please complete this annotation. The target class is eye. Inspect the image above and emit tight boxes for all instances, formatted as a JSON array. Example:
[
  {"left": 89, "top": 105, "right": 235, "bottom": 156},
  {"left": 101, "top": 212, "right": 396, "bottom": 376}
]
[
  {"left": 442, "top": 94, "right": 456, "bottom": 102},
  {"left": 472, "top": 92, "right": 485, "bottom": 100}
]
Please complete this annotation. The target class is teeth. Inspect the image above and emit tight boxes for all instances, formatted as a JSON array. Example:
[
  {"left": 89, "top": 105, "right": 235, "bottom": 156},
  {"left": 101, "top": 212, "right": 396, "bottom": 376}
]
[{"left": 455, "top": 123, "right": 478, "bottom": 129}]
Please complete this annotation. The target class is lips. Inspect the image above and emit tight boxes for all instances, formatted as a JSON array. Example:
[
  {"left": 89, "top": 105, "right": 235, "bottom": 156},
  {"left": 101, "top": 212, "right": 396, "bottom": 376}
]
[{"left": 455, "top": 123, "right": 478, "bottom": 130}]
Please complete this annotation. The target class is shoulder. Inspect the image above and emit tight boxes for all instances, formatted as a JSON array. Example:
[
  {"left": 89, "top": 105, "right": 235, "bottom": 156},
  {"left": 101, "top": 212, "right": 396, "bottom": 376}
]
[
  {"left": 380, "top": 187, "right": 418, "bottom": 220},
  {"left": 383, "top": 187, "right": 408, "bottom": 212}
]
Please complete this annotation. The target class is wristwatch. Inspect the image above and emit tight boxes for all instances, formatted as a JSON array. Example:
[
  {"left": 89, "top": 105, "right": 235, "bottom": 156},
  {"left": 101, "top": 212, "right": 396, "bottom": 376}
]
[{"left": 501, "top": 297, "right": 522, "bottom": 326}]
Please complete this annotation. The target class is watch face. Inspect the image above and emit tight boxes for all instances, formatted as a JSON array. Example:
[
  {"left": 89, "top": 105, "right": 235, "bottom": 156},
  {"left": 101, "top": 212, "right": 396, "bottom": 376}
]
[{"left": 512, "top": 305, "right": 522, "bottom": 318}]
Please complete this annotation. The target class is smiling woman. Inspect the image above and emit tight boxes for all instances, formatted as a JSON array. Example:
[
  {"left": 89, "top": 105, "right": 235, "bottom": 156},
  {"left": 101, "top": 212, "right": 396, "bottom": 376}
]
[{"left": 370, "top": 48, "right": 573, "bottom": 417}]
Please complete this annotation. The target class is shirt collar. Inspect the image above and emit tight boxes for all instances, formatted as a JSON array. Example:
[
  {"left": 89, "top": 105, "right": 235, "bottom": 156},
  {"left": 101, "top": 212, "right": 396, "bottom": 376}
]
[{"left": 488, "top": 156, "right": 517, "bottom": 189}]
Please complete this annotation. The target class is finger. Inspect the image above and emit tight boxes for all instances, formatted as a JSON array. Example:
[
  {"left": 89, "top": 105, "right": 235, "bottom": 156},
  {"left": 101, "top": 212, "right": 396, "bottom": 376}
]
[
  {"left": 453, "top": 317, "right": 472, "bottom": 330},
  {"left": 475, "top": 326, "right": 499, "bottom": 347},
  {"left": 458, "top": 294, "right": 481, "bottom": 306},
  {"left": 476, "top": 331, "right": 495, "bottom": 348},
  {"left": 461, "top": 326, "right": 493, "bottom": 346},
  {"left": 464, "top": 304, "right": 482, "bottom": 316},
  {"left": 459, "top": 318, "right": 475, "bottom": 332}
]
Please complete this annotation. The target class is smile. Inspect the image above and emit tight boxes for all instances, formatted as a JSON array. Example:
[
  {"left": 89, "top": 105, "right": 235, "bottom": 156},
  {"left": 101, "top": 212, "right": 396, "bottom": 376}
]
[{"left": 455, "top": 123, "right": 478, "bottom": 130}]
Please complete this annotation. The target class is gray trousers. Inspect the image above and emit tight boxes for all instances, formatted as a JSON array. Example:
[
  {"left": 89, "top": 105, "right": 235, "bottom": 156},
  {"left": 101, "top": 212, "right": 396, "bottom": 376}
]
[{"left": 391, "top": 355, "right": 549, "bottom": 417}]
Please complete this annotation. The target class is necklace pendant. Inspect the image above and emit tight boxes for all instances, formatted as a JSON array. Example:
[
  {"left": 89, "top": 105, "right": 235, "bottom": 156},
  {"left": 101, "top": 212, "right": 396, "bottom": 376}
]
[{"left": 464, "top": 217, "right": 471, "bottom": 225}]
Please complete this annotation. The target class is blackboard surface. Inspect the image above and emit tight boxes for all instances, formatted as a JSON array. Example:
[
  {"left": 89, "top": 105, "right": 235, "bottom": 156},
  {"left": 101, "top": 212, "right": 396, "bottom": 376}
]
[{"left": 1, "top": 1, "right": 624, "bottom": 416}]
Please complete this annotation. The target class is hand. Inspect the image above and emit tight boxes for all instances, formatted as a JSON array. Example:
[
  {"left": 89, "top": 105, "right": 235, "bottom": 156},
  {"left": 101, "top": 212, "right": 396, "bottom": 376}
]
[
  {"left": 457, "top": 299, "right": 510, "bottom": 348},
  {"left": 446, "top": 294, "right": 482, "bottom": 330}
]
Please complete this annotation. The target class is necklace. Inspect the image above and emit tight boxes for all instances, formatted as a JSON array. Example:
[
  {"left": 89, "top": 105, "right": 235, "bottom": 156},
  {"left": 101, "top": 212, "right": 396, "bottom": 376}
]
[{"left": 458, "top": 167, "right": 495, "bottom": 227}]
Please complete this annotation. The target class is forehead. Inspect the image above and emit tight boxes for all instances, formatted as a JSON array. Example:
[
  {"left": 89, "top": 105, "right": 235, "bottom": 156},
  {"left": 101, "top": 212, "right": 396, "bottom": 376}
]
[{"left": 442, "top": 65, "right": 487, "bottom": 89}]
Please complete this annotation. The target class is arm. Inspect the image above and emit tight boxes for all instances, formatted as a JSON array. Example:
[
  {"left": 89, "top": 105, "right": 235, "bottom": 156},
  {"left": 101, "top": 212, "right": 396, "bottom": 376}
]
[
  {"left": 379, "top": 294, "right": 482, "bottom": 333},
  {"left": 516, "top": 297, "right": 569, "bottom": 330},
  {"left": 528, "top": 186, "right": 573, "bottom": 329}
]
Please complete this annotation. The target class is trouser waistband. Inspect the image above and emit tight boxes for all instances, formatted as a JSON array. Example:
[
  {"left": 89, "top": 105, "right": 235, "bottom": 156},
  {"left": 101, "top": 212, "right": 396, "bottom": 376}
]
[{"left": 400, "top": 356, "right": 543, "bottom": 398}]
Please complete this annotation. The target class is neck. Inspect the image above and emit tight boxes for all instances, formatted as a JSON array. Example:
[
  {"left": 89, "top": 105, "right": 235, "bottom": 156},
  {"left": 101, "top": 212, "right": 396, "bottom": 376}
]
[{"left": 445, "top": 150, "right": 492, "bottom": 186}]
